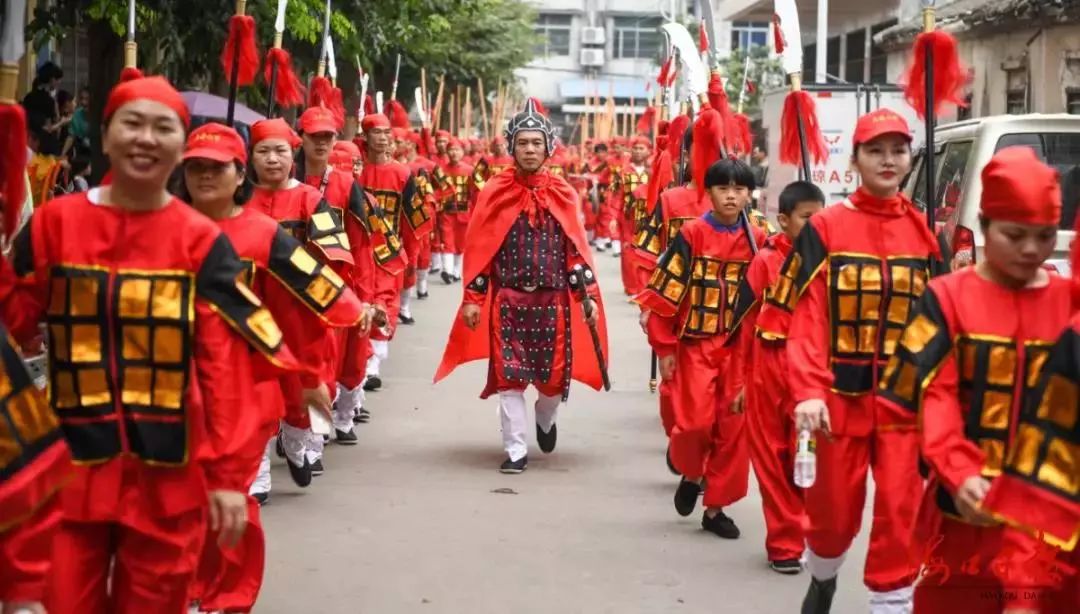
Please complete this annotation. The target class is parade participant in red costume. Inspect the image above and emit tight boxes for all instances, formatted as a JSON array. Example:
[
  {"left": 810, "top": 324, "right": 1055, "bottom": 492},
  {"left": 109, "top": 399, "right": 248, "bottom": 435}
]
[
  {"left": 878, "top": 147, "right": 1072, "bottom": 613},
  {"left": 330, "top": 140, "right": 363, "bottom": 177},
  {"left": 434, "top": 138, "right": 474, "bottom": 285},
  {"left": 296, "top": 106, "right": 404, "bottom": 439},
  {"left": 610, "top": 135, "right": 651, "bottom": 294},
  {"left": 756, "top": 109, "right": 943, "bottom": 613},
  {"left": 587, "top": 143, "right": 614, "bottom": 251},
  {"left": 434, "top": 129, "right": 451, "bottom": 164},
  {"left": 636, "top": 158, "right": 763, "bottom": 539},
  {"left": 1, "top": 75, "right": 296, "bottom": 614},
  {"left": 472, "top": 136, "right": 514, "bottom": 193},
  {"left": 434, "top": 99, "right": 608, "bottom": 474},
  {"left": 246, "top": 117, "right": 352, "bottom": 482},
  {"left": 727, "top": 181, "right": 824, "bottom": 574},
  {"left": 402, "top": 132, "right": 438, "bottom": 300},
  {"left": 0, "top": 326, "right": 69, "bottom": 614},
  {"left": 359, "top": 113, "right": 434, "bottom": 391},
  {"left": 178, "top": 122, "right": 364, "bottom": 612}
]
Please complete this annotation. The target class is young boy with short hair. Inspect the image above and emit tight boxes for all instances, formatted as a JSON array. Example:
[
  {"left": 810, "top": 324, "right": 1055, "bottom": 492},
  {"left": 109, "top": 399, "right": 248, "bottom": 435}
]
[{"left": 728, "top": 181, "right": 825, "bottom": 574}]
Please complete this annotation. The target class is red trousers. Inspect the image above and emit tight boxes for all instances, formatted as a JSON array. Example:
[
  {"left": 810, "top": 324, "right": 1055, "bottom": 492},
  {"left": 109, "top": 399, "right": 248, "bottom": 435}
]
[
  {"left": 659, "top": 378, "right": 675, "bottom": 438},
  {"left": 618, "top": 213, "right": 644, "bottom": 295},
  {"left": 191, "top": 497, "right": 265, "bottom": 613},
  {"left": 912, "top": 513, "right": 1068, "bottom": 614},
  {"left": 746, "top": 343, "right": 805, "bottom": 562},
  {"left": 47, "top": 511, "right": 206, "bottom": 614},
  {"left": 595, "top": 191, "right": 614, "bottom": 240},
  {"left": 805, "top": 422, "right": 921, "bottom": 592},
  {"left": 415, "top": 234, "right": 433, "bottom": 270},
  {"left": 439, "top": 212, "right": 468, "bottom": 255},
  {"left": 669, "top": 336, "right": 749, "bottom": 509},
  {"left": 336, "top": 326, "right": 372, "bottom": 390},
  {"left": 0, "top": 497, "right": 61, "bottom": 603},
  {"left": 431, "top": 212, "right": 446, "bottom": 253}
]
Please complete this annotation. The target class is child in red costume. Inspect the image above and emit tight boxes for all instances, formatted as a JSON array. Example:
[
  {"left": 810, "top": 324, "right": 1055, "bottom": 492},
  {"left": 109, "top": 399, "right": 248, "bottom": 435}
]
[
  {"left": 296, "top": 107, "right": 404, "bottom": 439},
  {"left": 727, "top": 181, "right": 824, "bottom": 574},
  {"left": 1, "top": 76, "right": 296, "bottom": 614},
  {"left": 402, "top": 132, "right": 439, "bottom": 300},
  {"left": 246, "top": 117, "right": 353, "bottom": 483},
  {"left": 609, "top": 136, "right": 651, "bottom": 295},
  {"left": 636, "top": 158, "right": 765, "bottom": 539},
  {"left": 434, "top": 138, "right": 475, "bottom": 284},
  {"left": 757, "top": 109, "right": 944, "bottom": 613},
  {"left": 434, "top": 99, "right": 608, "bottom": 474},
  {"left": 586, "top": 143, "right": 614, "bottom": 251},
  {"left": 179, "top": 122, "right": 365, "bottom": 613},
  {"left": 879, "top": 147, "right": 1074, "bottom": 613}
]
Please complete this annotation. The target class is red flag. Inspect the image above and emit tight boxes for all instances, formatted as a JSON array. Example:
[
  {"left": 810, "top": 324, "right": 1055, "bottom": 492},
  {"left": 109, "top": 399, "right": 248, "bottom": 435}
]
[
  {"left": 746, "top": 79, "right": 757, "bottom": 95},
  {"left": 772, "top": 14, "right": 786, "bottom": 54},
  {"left": 657, "top": 56, "right": 673, "bottom": 87},
  {"left": 699, "top": 21, "right": 709, "bottom": 54}
]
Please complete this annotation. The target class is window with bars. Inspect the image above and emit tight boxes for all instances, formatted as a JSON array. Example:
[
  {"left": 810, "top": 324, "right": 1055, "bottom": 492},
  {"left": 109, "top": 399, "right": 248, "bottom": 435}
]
[
  {"left": 613, "top": 16, "right": 663, "bottom": 60},
  {"left": 534, "top": 13, "right": 572, "bottom": 58},
  {"left": 845, "top": 29, "right": 866, "bottom": 83},
  {"left": 731, "top": 21, "right": 769, "bottom": 51},
  {"left": 826, "top": 36, "right": 841, "bottom": 82},
  {"left": 1067, "top": 89, "right": 1080, "bottom": 115},
  {"left": 869, "top": 19, "right": 897, "bottom": 84},
  {"left": 804, "top": 43, "right": 817, "bottom": 82}
]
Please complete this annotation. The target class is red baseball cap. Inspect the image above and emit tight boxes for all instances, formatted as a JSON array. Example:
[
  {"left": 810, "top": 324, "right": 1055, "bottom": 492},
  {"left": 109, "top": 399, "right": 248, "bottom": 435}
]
[
  {"left": 299, "top": 107, "right": 338, "bottom": 135},
  {"left": 852, "top": 109, "right": 912, "bottom": 148},
  {"left": 361, "top": 113, "right": 391, "bottom": 132},
  {"left": 183, "top": 122, "right": 247, "bottom": 165}
]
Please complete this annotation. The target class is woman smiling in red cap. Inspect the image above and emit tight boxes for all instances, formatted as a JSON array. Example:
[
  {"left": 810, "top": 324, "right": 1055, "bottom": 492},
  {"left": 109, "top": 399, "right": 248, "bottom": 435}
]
[
  {"left": 757, "top": 108, "right": 945, "bottom": 613},
  {"left": 880, "top": 146, "right": 1073, "bottom": 613},
  {"left": 0, "top": 75, "right": 298, "bottom": 613}
]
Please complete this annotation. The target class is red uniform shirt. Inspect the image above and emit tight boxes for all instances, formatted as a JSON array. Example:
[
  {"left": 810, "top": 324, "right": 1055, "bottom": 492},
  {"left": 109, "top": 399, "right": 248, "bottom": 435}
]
[
  {"left": 435, "top": 161, "right": 475, "bottom": 214},
  {"left": 247, "top": 180, "right": 353, "bottom": 267},
  {"left": 360, "top": 159, "right": 434, "bottom": 262}
]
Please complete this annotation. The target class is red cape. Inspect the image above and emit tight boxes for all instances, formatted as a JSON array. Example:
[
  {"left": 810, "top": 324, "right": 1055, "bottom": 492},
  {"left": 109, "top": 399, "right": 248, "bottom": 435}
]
[{"left": 434, "top": 167, "right": 609, "bottom": 391}]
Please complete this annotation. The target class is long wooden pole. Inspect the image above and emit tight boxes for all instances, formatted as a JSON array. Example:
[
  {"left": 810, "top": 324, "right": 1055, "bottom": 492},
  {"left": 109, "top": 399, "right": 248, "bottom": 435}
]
[
  {"left": 420, "top": 67, "right": 429, "bottom": 123},
  {"left": 449, "top": 92, "right": 456, "bottom": 136},
  {"left": 464, "top": 87, "right": 472, "bottom": 137},
  {"left": 433, "top": 75, "right": 445, "bottom": 131},
  {"left": 477, "top": 78, "right": 489, "bottom": 141}
]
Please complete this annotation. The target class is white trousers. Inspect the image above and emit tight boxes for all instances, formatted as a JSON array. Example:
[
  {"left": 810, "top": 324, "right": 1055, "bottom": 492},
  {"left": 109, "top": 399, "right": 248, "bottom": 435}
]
[
  {"left": 431, "top": 254, "right": 442, "bottom": 271},
  {"left": 497, "top": 390, "right": 560, "bottom": 461},
  {"left": 807, "top": 549, "right": 911, "bottom": 614},
  {"left": 366, "top": 338, "right": 390, "bottom": 378},
  {"left": 281, "top": 421, "right": 325, "bottom": 465},
  {"left": 441, "top": 253, "right": 455, "bottom": 274},
  {"left": 610, "top": 239, "right": 621, "bottom": 255},
  {"left": 453, "top": 254, "right": 463, "bottom": 277},
  {"left": 416, "top": 269, "right": 429, "bottom": 294},
  {"left": 399, "top": 290, "right": 413, "bottom": 318},
  {"left": 250, "top": 437, "right": 274, "bottom": 495},
  {"left": 333, "top": 383, "right": 365, "bottom": 430}
]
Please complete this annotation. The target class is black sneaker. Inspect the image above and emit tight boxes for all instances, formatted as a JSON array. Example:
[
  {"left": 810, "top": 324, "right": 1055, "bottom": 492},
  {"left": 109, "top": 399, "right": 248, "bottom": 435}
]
[
  {"left": 701, "top": 509, "right": 740, "bottom": 539},
  {"left": 770, "top": 559, "right": 803, "bottom": 575},
  {"left": 441, "top": 271, "right": 454, "bottom": 285},
  {"left": 800, "top": 577, "right": 837, "bottom": 614},
  {"left": 399, "top": 313, "right": 416, "bottom": 325},
  {"left": 429, "top": 267, "right": 441, "bottom": 275},
  {"left": 666, "top": 445, "right": 678, "bottom": 475},
  {"left": 499, "top": 456, "right": 528, "bottom": 474},
  {"left": 335, "top": 428, "right": 359, "bottom": 445},
  {"left": 452, "top": 275, "right": 462, "bottom": 283},
  {"left": 252, "top": 491, "right": 269, "bottom": 506},
  {"left": 674, "top": 479, "right": 702, "bottom": 516},
  {"left": 595, "top": 244, "right": 606, "bottom": 252},
  {"left": 354, "top": 407, "right": 371, "bottom": 424},
  {"left": 536, "top": 423, "right": 557, "bottom": 454},
  {"left": 311, "top": 458, "right": 325, "bottom": 476},
  {"left": 275, "top": 434, "right": 285, "bottom": 459},
  {"left": 417, "top": 291, "right": 429, "bottom": 300},
  {"left": 286, "top": 456, "right": 312, "bottom": 488},
  {"left": 363, "top": 376, "right": 382, "bottom": 391}
]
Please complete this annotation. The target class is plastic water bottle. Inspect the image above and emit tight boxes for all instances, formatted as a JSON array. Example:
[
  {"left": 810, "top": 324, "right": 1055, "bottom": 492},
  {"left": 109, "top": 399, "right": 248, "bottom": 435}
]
[{"left": 794, "top": 427, "right": 816, "bottom": 488}]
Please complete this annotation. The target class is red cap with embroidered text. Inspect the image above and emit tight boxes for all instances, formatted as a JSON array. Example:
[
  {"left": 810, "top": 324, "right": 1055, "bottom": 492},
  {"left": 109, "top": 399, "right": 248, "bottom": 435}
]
[
  {"left": 183, "top": 122, "right": 247, "bottom": 165},
  {"left": 852, "top": 108, "right": 912, "bottom": 148}
]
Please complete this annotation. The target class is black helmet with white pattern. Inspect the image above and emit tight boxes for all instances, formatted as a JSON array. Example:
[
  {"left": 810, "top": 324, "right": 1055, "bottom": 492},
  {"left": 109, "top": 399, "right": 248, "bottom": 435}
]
[{"left": 505, "top": 97, "right": 557, "bottom": 156}]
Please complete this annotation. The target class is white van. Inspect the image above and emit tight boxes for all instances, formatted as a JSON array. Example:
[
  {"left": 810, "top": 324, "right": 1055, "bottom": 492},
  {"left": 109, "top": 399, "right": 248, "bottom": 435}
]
[{"left": 902, "top": 114, "right": 1080, "bottom": 275}]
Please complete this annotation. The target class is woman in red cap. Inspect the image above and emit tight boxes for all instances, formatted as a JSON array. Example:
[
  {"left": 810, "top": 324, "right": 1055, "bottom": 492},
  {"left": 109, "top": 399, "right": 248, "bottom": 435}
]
[
  {"left": 433, "top": 137, "right": 474, "bottom": 284},
  {"left": 756, "top": 108, "right": 945, "bottom": 613},
  {"left": 246, "top": 117, "right": 352, "bottom": 484},
  {"left": 177, "top": 121, "right": 364, "bottom": 613},
  {"left": 0, "top": 75, "right": 296, "bottom": 613},
  {"left": 879, "top": 147, "right": 1073, "bottom": 613},
  {"left": 295, "top": 106, "right": 404, "bottom": 440}
]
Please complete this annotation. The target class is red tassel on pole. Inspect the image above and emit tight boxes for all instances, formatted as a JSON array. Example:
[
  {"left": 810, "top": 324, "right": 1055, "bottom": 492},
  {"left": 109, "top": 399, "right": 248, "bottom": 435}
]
[
  {"left": 527, "top": 97, "right": 548, "bottom": 116},
  {"left": 730, "top": 113, "right": 754, "bottom": 155},
  {"left": 902, "top": 30, "right": 967, "bottom": 119},
  {"left": 666, "top": 114, "right": 690, "bottom": 162},
  {"left": 118, "top": 67, "right": 144, "bottom": 82},
  {"left": 387, "top": 99, "right": 410, "bottom": 129},
  {"left": 657, "top": 57, "right": 673, "bottom": 87},
  {"left": 707, "top": 73, "right": 734, "bottom": 150},
  {"left": 0, "top": 105, "right": 27, "bottom": 240},
  {"left": 264, "top": 48, "right": 305, "bottom": 108},
  {"left": 699, "top": 22, "right": 709, "bottom": 54},
  {"left": 692, "top": 105, "right": 724, "bottom": 198},
  {"left": 222, "top": 15, "right": 260, "bottom": 88},
  {"left": 636, "top": 106, "right": 656, "bottom": 136},
  {"left": 308, "top": 76, "right": 346, "bottom": 129},
  {"left": 780, "top": 90, "right": 828, "bottom": 167},
  {"left": 363, "top": 95, "right": 375, "bottom": 116},
  {"left": 646, "top": 148, "right": 672, "bottom": 215}
]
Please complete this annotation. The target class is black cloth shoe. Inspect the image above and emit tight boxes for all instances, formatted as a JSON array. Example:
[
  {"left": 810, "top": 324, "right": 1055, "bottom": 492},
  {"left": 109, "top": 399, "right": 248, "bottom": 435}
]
[
  {"left": 666, "top": 446, "right": 678, "bottom": 475},
  {"left": 286, "top": 456, "right": 312, "bottom": 488},
  {"left": 335, "top": 428, "right": 358, "bottom": 445},
  {"left": 417, "top": 291, "right": 429, "bottom": 300},
  {"left": 441, "top": 271, "right": 454, "bottom": 285},
  {"left": 769, "top": 559, "right": 802, "bottom": 575},
  {"left": 354, "top": 407, "right": 371, "bottom": 424},
  {"left": 536, "top": 423, "right": 557, "bottom": 454},
  {"left": 363, "top": 376, "right": 382, "bottom": 391},
  {"left": 275, "top": 434, "right": 285, "bottom": 459},
  {"left": 701, "top": 509, "right": 740, "bottom": 539},
  {"left": 800, "top": 577, "right": 837, "bottom": 614},
  {"left": 252, "top": 492, "right": 269, "bottom": 506},
  {"left": 429, "top": 267, "right": 441, "bottom": 275},
  {"left": 595, "top": 243, "right": 606, "bottom": 252},
  {"left": 398, "top": 313, "right": 415, "bottom": 325},
  {"left": 452, "top": 275, "right": 462, "bottom": 282},
  {"left": 499, "top": 456, "right": 528, "bottom": 474},
  {"left": 674, "top": 479, "right": 702, "bottom": 516},
  {"left": 311, "top": 458, "right": 325, "bottom": 476}
]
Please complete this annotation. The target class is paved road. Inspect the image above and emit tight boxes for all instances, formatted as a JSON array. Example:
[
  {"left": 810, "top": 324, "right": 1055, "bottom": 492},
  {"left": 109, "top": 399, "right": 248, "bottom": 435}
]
[{"left": 258, "top": 254, "right": 873, "bottom": 614}]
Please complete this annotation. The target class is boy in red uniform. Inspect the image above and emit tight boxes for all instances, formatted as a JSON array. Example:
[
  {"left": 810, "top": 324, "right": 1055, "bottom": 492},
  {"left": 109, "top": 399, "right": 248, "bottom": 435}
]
[
  {"left": 434, "top": 139, "right": 474, "bottom": 284},
  {"left": 636, "top": 158, "right": 765, "bottom": 538},
  {"left": 757, "top": 109, "right": 943, "bottom": 613},
  {"left": 472, "top": 136, "right": 514, "bottom": 193},
  {"left": 587, "top": 143, "right": 613, "bottom": 251},
  {"left": 879, "top": 147, "right": 1072, "bottom": 613},
  {"left": 402, "top": 132, "right": 439, "bottom": 300},
  {"left": 609, "top": 136, "right": 651, "bottom": 295},
  {"left": 727, "top": 181, "right": 824, "bottom": 574}
]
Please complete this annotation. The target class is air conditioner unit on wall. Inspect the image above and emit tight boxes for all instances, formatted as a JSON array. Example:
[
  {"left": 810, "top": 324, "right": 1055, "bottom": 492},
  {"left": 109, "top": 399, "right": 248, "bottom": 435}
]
[
  {"left": 580, "top": 48, "right": 605, "bottom": 67},
  {"left": 581, "top": 27, "right": 606, "bottom": 45}
]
